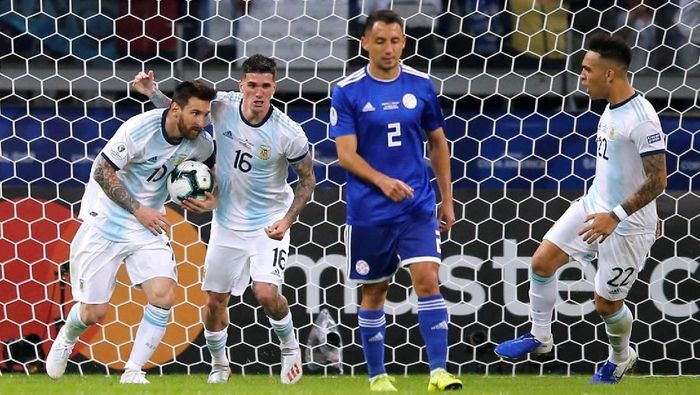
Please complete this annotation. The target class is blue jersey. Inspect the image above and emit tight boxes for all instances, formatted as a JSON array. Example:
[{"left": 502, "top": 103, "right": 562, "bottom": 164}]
[{"left": 329, "top": 65, "right": 445, "bottom": 226}]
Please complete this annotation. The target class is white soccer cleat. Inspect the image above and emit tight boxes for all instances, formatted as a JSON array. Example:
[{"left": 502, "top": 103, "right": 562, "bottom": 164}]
[
  {"left": 207, "top": 364, "right": 231, "bottom": 383},
  {"left": 280, "top": 347, "right": 302, "bottom": 384},
  {"left": 119, "top": 370, "right": 150, "bottom": 384},
  {"left": 46, "top": 331, "right": 76, "bottom": 380}
]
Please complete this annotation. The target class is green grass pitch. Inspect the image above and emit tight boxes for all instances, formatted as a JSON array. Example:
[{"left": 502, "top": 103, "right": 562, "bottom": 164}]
[{"left": 1, "top": 373, "right": 699, "bottom": 394}]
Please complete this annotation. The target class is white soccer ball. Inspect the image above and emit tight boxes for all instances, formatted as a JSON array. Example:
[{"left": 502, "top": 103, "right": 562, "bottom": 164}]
[{"left": 167, "top": 160, "right": 213, "bottom": 202}]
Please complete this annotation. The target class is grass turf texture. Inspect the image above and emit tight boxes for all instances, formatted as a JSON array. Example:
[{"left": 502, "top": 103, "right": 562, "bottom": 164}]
[{"left": 1, "top": 374, "right": 699, "bottom": 395}]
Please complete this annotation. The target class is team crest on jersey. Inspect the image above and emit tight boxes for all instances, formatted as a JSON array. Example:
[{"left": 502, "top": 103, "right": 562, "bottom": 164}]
[
  {"left": 608, "top": 127, "right": 616, "bottom": 140},
  {"left": 110, "top": 142, "right": 127, "bottom": 160},
  {"left": 257, "top": 144, "right": 271, "bottom": 160},
  {"left": 402, "top": 93, "right": 417, "bottom": 109}
]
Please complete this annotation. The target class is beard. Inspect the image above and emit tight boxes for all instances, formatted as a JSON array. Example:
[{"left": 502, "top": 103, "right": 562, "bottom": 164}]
[{"left": 178, "top": 117, "right": 201, "bottom": 140}]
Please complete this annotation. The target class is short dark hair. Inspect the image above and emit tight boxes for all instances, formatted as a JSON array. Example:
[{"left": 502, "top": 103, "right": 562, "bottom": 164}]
[
  {"left": 171, "top": 80, "right": 216, "bottom": 108},
  {"left": 364, "top": 9, "right": 404, "bottom": 34},
  {"left": 587, "top": 33, "right": 632, "bottom": 70},
  {"left": 241, "top": 54, "right": 277, "bottom": 79}
]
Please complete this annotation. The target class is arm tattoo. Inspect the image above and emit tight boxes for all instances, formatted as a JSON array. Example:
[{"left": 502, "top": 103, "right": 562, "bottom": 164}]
[
  {"left": 93, "top": 156, "right": 141, "bottom": 214},
  {"left": 149, "top": 89, "right": 172, "bottom": 109},
  {"left": 621, "top": 153, "right": 667, "bottom": 215},
  {"left": 284, "top": 155, "right": 315, "bottom": 222}
]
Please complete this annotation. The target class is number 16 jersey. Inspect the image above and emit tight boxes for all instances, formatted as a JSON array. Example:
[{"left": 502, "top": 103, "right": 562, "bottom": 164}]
[{"left": 211, "top": 92, "right": 309, "bottom": 231}]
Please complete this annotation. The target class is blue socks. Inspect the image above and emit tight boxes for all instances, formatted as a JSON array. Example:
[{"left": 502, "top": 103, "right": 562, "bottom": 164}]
[
  {"left": 417, "top": 294, "right": 449, "bottom": 372},
  {"left": 358, "top": 309, "right": 386, "bottom": 378}
]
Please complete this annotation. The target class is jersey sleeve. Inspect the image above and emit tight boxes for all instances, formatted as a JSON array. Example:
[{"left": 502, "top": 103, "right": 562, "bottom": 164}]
[
  {"left": 329, "top": 85, "right": 356, "bottom": 138},
  {"left": 194, "top": 133, "right": 216, "bottom": 167},
  {"left": 632, "top": 120, "right": 666, "bottom": 157},
  {"left": 99, "top": 119, "right": 142, "bottom": 170},
  {"left": 420, "top": 80, "right": 446, "bottom": 133},
  {"left": 285, "top": 123, "right": 310, "bottom": 164}
]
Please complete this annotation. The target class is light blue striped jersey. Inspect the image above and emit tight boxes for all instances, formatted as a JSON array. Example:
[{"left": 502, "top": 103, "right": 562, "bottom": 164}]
[
  {"left": 79, "top": 108, "right": 215, "bottom": 242},
  {"left": 210, "top": 91, "right": 309, "bottom": 230},
  {"left": 582, "top": 93, "right": 666, "bottom": 235}
]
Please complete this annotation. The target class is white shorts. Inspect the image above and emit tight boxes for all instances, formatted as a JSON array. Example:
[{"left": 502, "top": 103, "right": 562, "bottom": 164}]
[
  {"left": 544, "top": 200, "right": 656, "bottom": 301},
  {"left": 202, "top": 221, "right": 289, "bottom": 296},
  {"left": 69, "top": 222, "right": 177, "bottom": 304}
]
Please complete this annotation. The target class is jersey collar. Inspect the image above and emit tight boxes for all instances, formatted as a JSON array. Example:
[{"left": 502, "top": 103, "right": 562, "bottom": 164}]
[
  {"left": 160, "top": 109, "right": 182, "bottom": 145},
  {"left": 365, "top": 64, "right": 401, "bottom": 83},
  {"left": 609, "top": 92, "right": 639, "bottom": 110},
  {"left": 239, "top": 101, "right": 274, "bottom": 128}
]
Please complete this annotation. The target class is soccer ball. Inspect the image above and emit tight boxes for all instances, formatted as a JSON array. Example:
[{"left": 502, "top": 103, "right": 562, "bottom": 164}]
[{"left": 167, "top": 160, "right": 213, "bottom": 202}]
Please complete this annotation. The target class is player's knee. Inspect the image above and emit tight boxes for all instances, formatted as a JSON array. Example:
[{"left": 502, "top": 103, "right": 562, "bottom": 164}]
[
  {"left": 594, "top": 294, "right": 623, "bottom": 316},
  {"left": 82, "top": 304, "right": 108, "bottom": 325},
  {"left": 531, "top": 250, "right": 557, "bottom": 276},
  {"left": 205, "top": 294, "right": 226, "bottom": 313},
  {"left": 147, "top": 285, "right": 176, "bottom": 309},
  {"left": 253, "top": 284, "right": 280, "bottom": 309}
]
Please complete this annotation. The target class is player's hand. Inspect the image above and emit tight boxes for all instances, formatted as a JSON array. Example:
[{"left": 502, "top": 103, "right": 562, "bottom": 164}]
[
  {"left": 182, "top": 192, "right": 217, "bottom": 213},
  {"left": 438, "top": 201, "right": 456, "bottom": 232},
  {"left": 133, "top": 205, "right": 170, "bottom": 236},
  {"left": 378, "top": 176, "right": 414, "bottom": 202},
  {"left": 265, "top": 218, "right": 291, "bottom": 240},
  {"left": 578, "top": 213, "right": 618, "bottom": 244},
  {"left": 132, "top": 70, "right": 157, "bottom": 96}
]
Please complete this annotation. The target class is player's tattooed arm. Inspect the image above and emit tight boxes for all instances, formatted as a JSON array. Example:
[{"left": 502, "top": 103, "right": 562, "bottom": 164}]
[
  {"left": 93, "top": 156, "right": 141, "bottom": 214},
  {"left": 149, "top": 89, "right": 171, "bottom": 109},
  {"left": 617, "top": 152, "right": 667, "bottom": 219},
  {"left": 285, "top": 154, "right": 316, "bottom": 222}
]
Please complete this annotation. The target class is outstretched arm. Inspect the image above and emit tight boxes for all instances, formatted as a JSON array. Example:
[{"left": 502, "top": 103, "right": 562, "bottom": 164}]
[
  {"left": 93, "top": 155, "right": 170, "bottom": 235},
  {"left": 265, "top": 154, "right": 316, "bottom": 240},
  {"left": 132, "top": 70, "right": 172, "bottom": 108},
  {"left": 579, "top": 152, "right": 667, "bottom": 244}
]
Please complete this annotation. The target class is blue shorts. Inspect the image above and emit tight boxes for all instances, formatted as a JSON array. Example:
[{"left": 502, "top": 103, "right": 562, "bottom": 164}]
[{"left": 344, "top": 211, "right": 441, "bottom": 283}]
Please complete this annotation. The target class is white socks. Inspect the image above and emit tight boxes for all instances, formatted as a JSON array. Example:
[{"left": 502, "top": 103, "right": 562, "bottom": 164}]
[
  {"left": 205, "top": 328, "right": 229, "bottom": 366},
  {"left": 529, "top": 271, "right": 557, "bottom": 340},
  {"left": 603, "top": 304, "right": 633, "bottom": 364},
  {"left": 62, "top": 303, "right": 88, "bottom": 342},
  {"left": 124, "top": 304, "right": 170, "bottom": 372},
  {"left": 269, "top": 312, "right": 298, "bottom": 350}
]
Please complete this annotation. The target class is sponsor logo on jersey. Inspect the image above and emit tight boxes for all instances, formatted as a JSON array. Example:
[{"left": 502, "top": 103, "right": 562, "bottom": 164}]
[
  {"left": 223, "top": 130, "right": 234, "bottom": 139},
  {"left": 361, "top": 102, "right": 375, "bottom": 112},
  {"left": 258, "top": 144, "right": 271, "bottom": 160},
  {"left": 238, "top": 137, "right": 253, "bottom": 148},
  {"left": 381, "top": 101, "right": 399, "bottom": 111},
  {"left": 147, "top": 156, "right": 158, "bottom": 163},
  {"left": 355, "top": 260, "right": 370, "bottom": 275},
  {"left": 402, "top": 93, "right": 417, "bottom": 109},
  {"left": 647, "top": 133, "right": 661, "bottom": 144},
  {"left": 271, "top": 268, "right": 281, "bottom": 277}
]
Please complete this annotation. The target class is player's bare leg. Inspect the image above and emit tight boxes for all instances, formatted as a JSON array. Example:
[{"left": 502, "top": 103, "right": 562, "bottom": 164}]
[
  {"left": 253, "top": 281, "right": 301, "bottom": 384},
  {"left": 46, "top": 303, "right": 107, "bottom": 379},
  {"left": 120, "top": 277, "right": 176, "bottom": 384}
]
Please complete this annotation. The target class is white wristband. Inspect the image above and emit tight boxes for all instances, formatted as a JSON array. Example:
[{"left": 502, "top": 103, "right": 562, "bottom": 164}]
[{"left": 612, "top": 205, "right": 628, "bottom": 222}]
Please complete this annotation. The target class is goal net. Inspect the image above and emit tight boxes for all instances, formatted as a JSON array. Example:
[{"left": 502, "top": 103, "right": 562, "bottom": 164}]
[{"left": 1, "top": 0, "right": 698, "bottom": 377}]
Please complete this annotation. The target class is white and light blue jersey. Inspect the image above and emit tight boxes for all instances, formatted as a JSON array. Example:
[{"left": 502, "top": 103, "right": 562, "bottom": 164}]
[
  {"left": 210, "top": 92, "right": 309, "bottom": 231},
  {"left": 582, "top": 93, "right": 666, "bottom": 235},
  {"left": 329, "top": 64, "right": 445, "bottom": 226},
  {"left": 79, "top": 108, "right": 215, "bottom": 242}
]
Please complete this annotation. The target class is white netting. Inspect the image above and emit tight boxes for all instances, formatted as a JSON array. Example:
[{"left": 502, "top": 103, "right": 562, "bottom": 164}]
[{"left": 0, "top": 0, "right": 698, "bottom": 377}]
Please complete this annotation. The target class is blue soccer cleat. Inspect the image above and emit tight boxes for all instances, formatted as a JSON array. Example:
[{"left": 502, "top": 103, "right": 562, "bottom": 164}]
[
  {"left": 590, "top": 348, "right": 637, "bottom": 384},
  {"left": 494, "top": 333, "right": 553, "bottom": 360}
]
